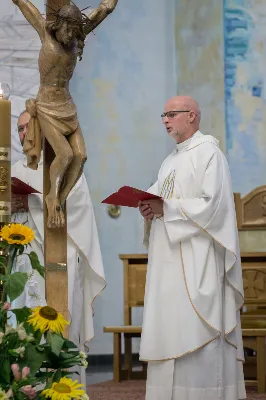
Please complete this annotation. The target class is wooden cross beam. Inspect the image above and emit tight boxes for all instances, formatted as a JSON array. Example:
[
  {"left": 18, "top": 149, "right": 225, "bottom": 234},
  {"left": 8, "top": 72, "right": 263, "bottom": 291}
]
[{"left": 45, "top": 0, "right": 70, "bottom": 333}]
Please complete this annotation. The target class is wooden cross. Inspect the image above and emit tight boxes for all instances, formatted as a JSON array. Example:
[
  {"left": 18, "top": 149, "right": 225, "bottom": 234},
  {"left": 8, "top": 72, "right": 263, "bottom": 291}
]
[{"left": 45, "top": 0, "right": 70, "bottom": 333}]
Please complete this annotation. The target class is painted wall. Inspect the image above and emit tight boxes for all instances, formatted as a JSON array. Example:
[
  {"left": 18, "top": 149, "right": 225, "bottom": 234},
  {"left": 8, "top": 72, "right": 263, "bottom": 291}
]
[
  {"left": 224, "top": 0, "right": 266, "bottom": 195},
  {"left": 71, "top": 0, "right": 176, "bottom": 354},
  {"left": 174, "top": 0, "right": 266, "bottom": 195},
  {"left": 175, "top": 0, "right": 226, "bottom": 152}
]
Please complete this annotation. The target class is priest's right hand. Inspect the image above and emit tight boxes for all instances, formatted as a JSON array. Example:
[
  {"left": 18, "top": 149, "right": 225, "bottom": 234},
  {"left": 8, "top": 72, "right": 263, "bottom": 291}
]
[
  {"left": 11, "top": 193, "right": 29, "bottom": 214},
  {"left": 138, "top": 201, "right": 154, "bottom": 220}
]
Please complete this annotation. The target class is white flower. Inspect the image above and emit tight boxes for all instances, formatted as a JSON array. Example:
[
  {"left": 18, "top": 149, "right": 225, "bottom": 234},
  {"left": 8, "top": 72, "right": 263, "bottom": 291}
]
[
  {"left": 79, "top": 351, "right": 88, "bottom": 368},
  {"left": 17, "top": 324, "right": 27, "bottom": 341},
  {"left": 81, "top": 359, "right": 88, "bottom": 368},
  {"left": 25, "top": 334, "right": 35, "bottom": 342},
  {"left": 14, "top": 346, "right": 25, "bottom": 358},
  {"left": 79, "top": 351, "right": 87, "bottom": 360},
  {"left": 0, "top": 332, "right": 5, "bottom": 344},
  {"left": 5, "top": 324, "right": 16, "bottom": 335},
  {"left": 80, "top": 395, "right": 89, "bottom": 400}
]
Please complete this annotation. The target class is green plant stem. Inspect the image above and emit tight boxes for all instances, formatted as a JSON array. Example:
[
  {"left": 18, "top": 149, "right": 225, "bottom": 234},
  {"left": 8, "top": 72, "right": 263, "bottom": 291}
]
[{"left": 2, "top": 248, "right": 18, "bottom": 305}]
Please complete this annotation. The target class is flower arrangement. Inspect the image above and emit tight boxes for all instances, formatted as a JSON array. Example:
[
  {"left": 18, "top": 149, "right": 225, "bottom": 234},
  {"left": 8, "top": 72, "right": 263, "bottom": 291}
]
[{"left": 0, "top": 223, "right": 89, "bottom": 400}]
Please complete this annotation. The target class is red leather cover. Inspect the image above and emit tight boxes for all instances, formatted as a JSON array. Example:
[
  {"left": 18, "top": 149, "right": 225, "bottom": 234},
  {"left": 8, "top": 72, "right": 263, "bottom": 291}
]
[{"left": 101, "top": 186, "right": 160, "bottom": 208}]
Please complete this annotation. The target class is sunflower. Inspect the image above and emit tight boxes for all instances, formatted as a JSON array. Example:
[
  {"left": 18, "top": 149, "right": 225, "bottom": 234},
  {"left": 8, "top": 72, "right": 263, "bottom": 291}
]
[
  {"left": 41, "top": 377, "right": 85, "bottom": 400},
  {"left": 0, "top": 389, "right": 9, "bottom": 400},
  {"left": 0, "top": 223, "right": 34, "bottom": 245},
  {"left": 28, "top": 306, "right": 69, "bottom": 334}
]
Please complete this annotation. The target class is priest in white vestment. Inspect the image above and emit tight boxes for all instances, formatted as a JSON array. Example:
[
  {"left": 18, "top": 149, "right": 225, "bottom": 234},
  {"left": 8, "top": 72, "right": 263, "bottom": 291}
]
[
  {"left": 11, "top": 111, "right": 106, "bottom": 385},
  {"left": 138, "top": 96, "right": 246, "bottom": 400}
]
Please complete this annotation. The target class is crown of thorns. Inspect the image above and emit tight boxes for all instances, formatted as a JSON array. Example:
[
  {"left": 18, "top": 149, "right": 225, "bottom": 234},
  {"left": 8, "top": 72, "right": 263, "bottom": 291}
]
[{"left": 45, "top": 0, "right": 91, "bottom": 26}]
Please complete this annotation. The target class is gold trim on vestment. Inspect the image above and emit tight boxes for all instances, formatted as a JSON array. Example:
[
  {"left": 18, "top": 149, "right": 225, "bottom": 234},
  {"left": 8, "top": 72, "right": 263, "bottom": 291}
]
[
  {"left": 181, "top": 208, "right": 244, "bottom": 310},
  {"left": 139, "top": 335, "right": 219, "bottom": 362},
  {"left": 180, "top": 242, "right": 221, "bottom": 333},
  {"left": 224, "top": 325, "right": 238, "bottom": 349}
]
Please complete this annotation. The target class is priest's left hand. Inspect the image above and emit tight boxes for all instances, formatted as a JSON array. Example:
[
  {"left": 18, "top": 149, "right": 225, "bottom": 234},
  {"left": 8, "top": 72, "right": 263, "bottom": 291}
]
[{"left": 141, "top": 199, "right": 164, "bottom": 216}]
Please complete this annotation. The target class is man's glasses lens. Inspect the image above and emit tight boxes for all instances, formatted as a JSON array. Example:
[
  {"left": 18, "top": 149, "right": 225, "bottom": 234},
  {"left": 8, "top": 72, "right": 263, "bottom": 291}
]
[{"left": 161, "top": 111, "right": 190, "bottom": 118}]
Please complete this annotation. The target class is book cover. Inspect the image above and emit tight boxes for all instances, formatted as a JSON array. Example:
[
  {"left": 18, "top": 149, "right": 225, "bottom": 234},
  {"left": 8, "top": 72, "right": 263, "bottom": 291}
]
[{"left": 101, "top": 186, "right": 160, "bottom": 208}]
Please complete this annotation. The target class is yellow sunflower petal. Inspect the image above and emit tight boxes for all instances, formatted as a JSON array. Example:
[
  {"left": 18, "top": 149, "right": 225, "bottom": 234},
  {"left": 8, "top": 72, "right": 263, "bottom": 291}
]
[
  {"left": 28, "top": 306, "right": 69, "bottom": 334},
  {"left": 41, "top": 377, "right": 86, "bottom": 400},
  {"left": 0, "top": 223, "right": 34, "bottom": 245}
]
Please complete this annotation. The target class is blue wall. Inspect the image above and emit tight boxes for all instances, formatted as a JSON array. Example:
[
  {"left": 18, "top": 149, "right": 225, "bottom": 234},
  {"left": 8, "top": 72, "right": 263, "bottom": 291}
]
[
  {"left": 71, "top": 0, "right": 176, "bottom": 354},
  {"left": 224, "top": 0, "right": 266, "bottom": 194}
]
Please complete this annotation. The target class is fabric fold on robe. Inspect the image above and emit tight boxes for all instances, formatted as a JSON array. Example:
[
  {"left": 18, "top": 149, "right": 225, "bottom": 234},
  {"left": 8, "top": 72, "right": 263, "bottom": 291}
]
[
  {"left": 24, "top": 97, "right": 78, "bottom": 170},
  {"left": 139, "top": 132, "right": 244, "bottom": 363}
]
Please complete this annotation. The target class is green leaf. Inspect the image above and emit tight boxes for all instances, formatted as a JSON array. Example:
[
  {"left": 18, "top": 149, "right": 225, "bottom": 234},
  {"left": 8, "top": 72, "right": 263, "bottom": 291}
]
[
  {"left": 17, "top": 245, "right": 25, "bottom": 255},
  {"left": 0, "top": 255, "right": 7, "bottom": 268},
  {"left": 47, "top": 332, "right": 64, "bottom": 357},
  {"left": 62, "top": 339, "right": 78, "bottom": 350},
  {"left": 24, "top": 344, "right": 46, "bottom": 375},
  {"left": 0, "top": 241, "right": 7, "bottom": 249},
  {"left": 1, "top": 358, "right": 10, "bottom": 383},
  {"left": 27, "top": 252, "right": 45, "bottom": 278},
  {"left": 11, "top": 307, "right": 31, "bottom": 325},
  {"left": 3, "top": 272, "right": 28, "bottom": 302},
  {"left": 52, "top": 369, "right": 62, "bottom": 383}
]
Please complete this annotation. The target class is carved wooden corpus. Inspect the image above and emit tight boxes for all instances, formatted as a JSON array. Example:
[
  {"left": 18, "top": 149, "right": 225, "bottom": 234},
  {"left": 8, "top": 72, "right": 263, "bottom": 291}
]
[{"left": 44, "top": 0, "right": 70, "bottom": 336}]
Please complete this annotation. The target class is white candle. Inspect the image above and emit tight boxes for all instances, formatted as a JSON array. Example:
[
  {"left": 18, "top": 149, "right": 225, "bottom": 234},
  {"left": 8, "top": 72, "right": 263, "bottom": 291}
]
[{"left": 0, "top": 83, "right": 11, "bottom": 224}]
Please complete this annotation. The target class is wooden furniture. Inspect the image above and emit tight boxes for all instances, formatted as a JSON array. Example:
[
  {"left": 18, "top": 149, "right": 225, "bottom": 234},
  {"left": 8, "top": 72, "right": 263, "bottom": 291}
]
[
  {"left": 241, "top": 253, "right": 266, "bottom": 313},
  {"left": 234, "top": 186, "right": 266, "bottom": 230},
  {"left": 242, "top": 327, "right": 266, "bottom": 393},
  {"left": 104, "top": 254, "right": 147, "bottom": 382},
  {"left": 104, "top": 326, "right": 143, "bottom": 382},
  {"left": 104, "top": 325, "right": 266, "bottom": 392}
]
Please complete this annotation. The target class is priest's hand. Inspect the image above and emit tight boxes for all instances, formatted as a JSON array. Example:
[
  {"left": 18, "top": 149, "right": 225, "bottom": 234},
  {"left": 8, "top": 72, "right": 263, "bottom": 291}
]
[
  {"left": 138, "top": 201, "right": 154, "bottom": 220},
  {"left": 142, "top": 199, "right": 164, "bottom": 216},
  {"left": 11, "top": 193, "right": 29, "bottom": 214}
]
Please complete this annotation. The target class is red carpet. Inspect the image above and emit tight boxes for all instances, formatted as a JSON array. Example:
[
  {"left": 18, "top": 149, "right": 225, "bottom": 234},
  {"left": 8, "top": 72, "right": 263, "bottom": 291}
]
[{"left": 87, "top": 380, "right": 266, "bottom": 399}]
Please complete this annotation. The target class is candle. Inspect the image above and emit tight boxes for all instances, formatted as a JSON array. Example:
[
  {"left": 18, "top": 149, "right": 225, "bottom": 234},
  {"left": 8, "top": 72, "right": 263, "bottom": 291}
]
[{"left": 0, "top": 83, "right": 11, "bottom": 225}]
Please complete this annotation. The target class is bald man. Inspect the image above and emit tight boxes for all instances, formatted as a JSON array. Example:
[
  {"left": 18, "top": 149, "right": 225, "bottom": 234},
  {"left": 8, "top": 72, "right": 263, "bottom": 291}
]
[{"left": 138, "top": 96, "right": 245, "bottom": 400}]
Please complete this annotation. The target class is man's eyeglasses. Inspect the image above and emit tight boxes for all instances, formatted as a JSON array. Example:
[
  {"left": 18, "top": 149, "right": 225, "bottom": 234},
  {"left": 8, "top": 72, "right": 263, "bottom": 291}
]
[{"left": 161, "top": 110, "right": 190, "bottom": 119}]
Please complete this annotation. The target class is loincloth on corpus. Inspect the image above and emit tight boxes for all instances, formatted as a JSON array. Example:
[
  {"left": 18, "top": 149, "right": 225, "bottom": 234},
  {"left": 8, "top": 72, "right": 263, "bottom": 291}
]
[{"left": 23, "top": 98, "right": 79, "bottom": 170}]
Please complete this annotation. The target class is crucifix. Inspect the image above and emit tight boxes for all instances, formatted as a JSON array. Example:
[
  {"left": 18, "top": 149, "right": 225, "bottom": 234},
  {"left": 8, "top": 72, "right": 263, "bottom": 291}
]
[{"left": 11, "top": 0, "right": 119, "bottom": 330}]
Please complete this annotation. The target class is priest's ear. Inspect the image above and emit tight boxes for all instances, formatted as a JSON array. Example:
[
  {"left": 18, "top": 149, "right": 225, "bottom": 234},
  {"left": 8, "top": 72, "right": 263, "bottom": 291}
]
[
  {"left": 188, "top": 110, "right": 196, "bottom": 122},
  {"left": 189, "top": 109, "right": 201, "bottom": 125}
]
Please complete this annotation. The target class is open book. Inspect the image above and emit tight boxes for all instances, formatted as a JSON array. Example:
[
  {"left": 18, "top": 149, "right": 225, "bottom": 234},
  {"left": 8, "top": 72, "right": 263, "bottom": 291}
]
[
  {"left": 101, "top": 186, "right": 161, "bottom": 208},
  {"left": 11, "top": 177, "right": 40, "bottom": 195}
]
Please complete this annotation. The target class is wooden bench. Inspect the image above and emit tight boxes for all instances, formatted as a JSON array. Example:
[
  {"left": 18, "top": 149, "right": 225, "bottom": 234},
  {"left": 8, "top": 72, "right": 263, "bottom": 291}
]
[
  {"left": 104, "top": 326, "right": 144, "bottom": 382},
  {"left": 242, "top": 327, "right": 266, "bottom": 393},
  {"left": 104, "top": 324, "right": 266, "bottom": 390}
]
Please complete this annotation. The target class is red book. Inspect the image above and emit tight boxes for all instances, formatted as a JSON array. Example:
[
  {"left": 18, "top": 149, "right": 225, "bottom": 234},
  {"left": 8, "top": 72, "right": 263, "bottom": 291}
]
[
  {"left": 101, "top": 186, "right": 161, "bottom": 208},
  {"left": 11, "top": 177, "right": 40, "bottom": 195}
]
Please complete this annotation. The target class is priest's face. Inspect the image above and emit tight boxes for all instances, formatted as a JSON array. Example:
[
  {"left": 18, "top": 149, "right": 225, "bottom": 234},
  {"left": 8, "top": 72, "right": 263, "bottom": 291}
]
[
  {"left": 162, "top": 99, "right": 195, "bottom": 143},
  {"left": 17, "top": 111, "right": 30, "bottom": 146}
]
